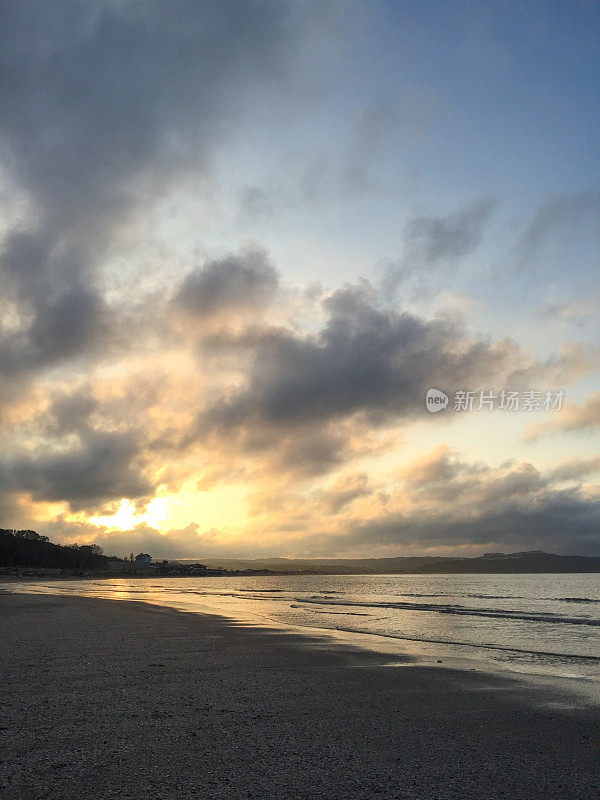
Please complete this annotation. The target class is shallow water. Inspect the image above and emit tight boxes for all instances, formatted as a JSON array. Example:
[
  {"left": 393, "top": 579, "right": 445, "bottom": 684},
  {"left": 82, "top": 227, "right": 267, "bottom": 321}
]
[{"left": 6, "top": 572, "right": 600, "bottom": 683}]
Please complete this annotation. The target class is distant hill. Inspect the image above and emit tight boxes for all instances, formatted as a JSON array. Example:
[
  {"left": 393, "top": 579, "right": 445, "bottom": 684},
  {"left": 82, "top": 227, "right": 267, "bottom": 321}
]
[
  {"left": 3, "top": 528, "right": 599, "bottom": 575},
  {"left": 417, "top": 551, "right": 600, "bottom": 574},
  {"left": 199, "top": 555, "right": 452, "bottom": 574},
  {"left": 201, "top": 551, "right": 600, "bottom": 574}
]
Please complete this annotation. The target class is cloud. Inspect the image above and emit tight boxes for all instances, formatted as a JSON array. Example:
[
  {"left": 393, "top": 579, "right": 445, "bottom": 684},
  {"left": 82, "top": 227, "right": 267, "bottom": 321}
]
[
  {"left": 340, "top": 489, "right": 600, "bottom": 556},
  {"left": 271, "top": 91, "right": 433, "bottom": 206},
  {"left": 1, "top": 240, "right": 594, "bottom": 548},
  {"left": 382, "top": 198, "right": 496, "bottom": 295},
  {"left": 0, "top": 429, "right": 152, "bottom": 512},
  {"left": 400, "top": 445, "right": 469, "bottom": 487},
  {"left": 13, "top": 443, "right": 600, "bottom": 558},
  {"left": 319, "top": 472, "right": 372, "bottom": 515},
  {"left": 238, "top": 186, "right": 274, "bottom": 223},
  {"left": 517, "top": 190, "right": 600, "bottom": 268},
  {"left": 0, "top": 0, "right": 320, "bottom": 379},
  {"left": 326, "top": 453, "right": 600, "bottom": 556},
  {"left": 405, "top": 198, "right": 496, "bottom": 265},
  {"left": 539, "top": 298, "right": 598, "bottom": 328},
  {"left": 173, "top": 247, "right": 278, "bottom": 319},
  {"left": 399, "top": 448, "right": 545, "bottom": 506},
  {"left": 547, "top": 456, "right": 600, "bottom": 483},
  {"left": 268, "top": 426, "right": 349, "bottom": 478},
  {"left": 340, "top": 94, "right": 431, "bottom": 196},
  {"left": 0, "top": 1, "right": 296, "bottom": 220},
  {"left": 88, "top": 523, "right": 207, "bottom": 560},
  {"left": 0, "top": 234, "right": 113, "bottom": 378},
  {"left": 44, "top": 518, "right": 307, "bottom": 561},
  {"left": 58, "top": 450, "right": 600, "bottom": 558},
  {"left": 46, "top": 386, "right": 99, "bottom": 435},
  {"left": 524, "top": 392, "right": 600, "bottom": 441},
  {"left": 1, "top": 5, "right": 596, "bottom": 559},
  {"left": 195, "top": 279, "right": 560, "bottom": 440},
  {"left": 38, "top": 518, "right": 207, "bottom": 560},
  {"left": 161, "top": 274, "right": 592, "bottom": 485}
]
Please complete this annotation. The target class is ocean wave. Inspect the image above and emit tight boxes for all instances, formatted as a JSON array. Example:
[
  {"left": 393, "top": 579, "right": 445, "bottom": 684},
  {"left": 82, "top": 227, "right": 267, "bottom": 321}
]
[
  {"left": 297, "top": 597, "right": 600, "bottom": 626},
  {"left": 297, "top": 607, "right": 372, "bottom": 617},
  {"left": 555, "top": 597, "right": 600, "bottom": 604},
  {"left": 308, "top": 625, "right": 600, "bottom": 662},
  {"left": 310, "top": 594, "right": 344, "bottom": 600},
  {"left": 465, "top": 594, "right": 527, "bottom": 600}
]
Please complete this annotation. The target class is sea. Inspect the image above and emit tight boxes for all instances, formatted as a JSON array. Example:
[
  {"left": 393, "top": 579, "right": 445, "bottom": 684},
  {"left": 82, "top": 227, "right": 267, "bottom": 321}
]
[{"left": 5, "top": 572, "right": 600, "bottom": 686}]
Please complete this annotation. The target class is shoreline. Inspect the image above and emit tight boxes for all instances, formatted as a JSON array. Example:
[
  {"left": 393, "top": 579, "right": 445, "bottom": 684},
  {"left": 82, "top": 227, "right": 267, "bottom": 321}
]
[
  {"left": 4, "top": 566, "right": 600, "bottom": 581},
  {"left": 1, "top": 592, "right": 599, "bottom": 799},
  {"left": 4, "top": 580, "right": 600, "bottom": 704}
]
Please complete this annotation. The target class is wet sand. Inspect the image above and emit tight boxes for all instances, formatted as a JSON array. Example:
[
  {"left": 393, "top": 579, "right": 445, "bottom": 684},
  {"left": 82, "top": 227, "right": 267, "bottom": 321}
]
[{"left": 0, "top": 593, "right": 598, "bottom": 800}]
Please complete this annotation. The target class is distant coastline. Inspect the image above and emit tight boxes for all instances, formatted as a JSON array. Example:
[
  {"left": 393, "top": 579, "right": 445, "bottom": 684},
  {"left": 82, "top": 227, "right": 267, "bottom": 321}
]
[
  {"left": 2, "top": 528, "right": 600, "bottom": 578},
  {"left": 200, "top": 551, "right": 600, "bottom": 575}
]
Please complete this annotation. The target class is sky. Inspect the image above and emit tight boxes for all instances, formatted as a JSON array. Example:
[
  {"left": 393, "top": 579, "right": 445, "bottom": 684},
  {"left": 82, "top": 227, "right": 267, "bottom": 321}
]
[{"left": 0, "top": 0, "right": 599, "bottom": 559}]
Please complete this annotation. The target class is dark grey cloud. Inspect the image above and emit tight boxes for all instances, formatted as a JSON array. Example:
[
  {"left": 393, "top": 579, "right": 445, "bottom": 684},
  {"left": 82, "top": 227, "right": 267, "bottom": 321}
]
[
  {"left": 182, "top": 417, "right": 350, "bottom": 483},
  {"left": 0, "top": 233, "right": 112, "bottom": 378},
  {"left": 382, "top": 198, "right": 496, "bottom": 295},
  {"left": 196, "top": 281, "right": 534, "bottom": 437},
  {"left": 238, "top": 186, "right": 274, "bottom": 223},
  {"left": 341, "top": 489, "right": 600, "bottom": 556},
  {"left": 399, "top": 449, "right": 546, "bottom": 508},
  {"left": 269, "top": 427, "right": 348, "bottom": 479},
  {"left": 402, "top": 448, "right": 468, "bottom": 488},
  {"left": 320, "top": 473, "right": 371, "bottom": 514},
  {"left": 171, "top": 275, "right": 575, "bottom": 483},
  {"left": 324, "top": 453, "right": 600, "bottom": 555},
  {"left": 547, "top": 456, "right": 600, "bottom": 483},
  {"left": 0, "top": 1, "right": 294, "bottom": 221},
  {"left": 517, "top": 190, "right": 600, "bottom": 268},
  {"left": 47, "top": 386, "right": 99, "bottom": 436},
  {"left": 0, "top": 1, "right": 317, "bottom": 378},
  {"left": 404, "top": 198, "right": 496, "bottom": 264},
  {"left": 0, "top": 429, "right": 152, "bottom": 511},
  {"left": 174, "top": 248, "right": 278, "bottom": 318}
]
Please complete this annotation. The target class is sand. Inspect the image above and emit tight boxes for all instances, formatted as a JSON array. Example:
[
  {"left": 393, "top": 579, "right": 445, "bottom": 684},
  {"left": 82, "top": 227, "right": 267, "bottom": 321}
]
[{"left": 0, "top": 592, "right": 598, "bottom": 800}]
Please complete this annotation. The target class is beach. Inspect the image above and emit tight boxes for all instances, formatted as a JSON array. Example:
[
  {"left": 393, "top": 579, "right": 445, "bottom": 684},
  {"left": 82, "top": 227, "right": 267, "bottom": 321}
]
[{"left": 1, "top": 593, "right": 598, "bottom": 800}]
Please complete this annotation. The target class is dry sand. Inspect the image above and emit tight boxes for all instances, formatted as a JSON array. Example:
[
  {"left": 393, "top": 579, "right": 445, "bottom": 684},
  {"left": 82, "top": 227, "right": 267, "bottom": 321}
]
[{"left": 0, "top": 592, "right": 598, "bottom": 800}]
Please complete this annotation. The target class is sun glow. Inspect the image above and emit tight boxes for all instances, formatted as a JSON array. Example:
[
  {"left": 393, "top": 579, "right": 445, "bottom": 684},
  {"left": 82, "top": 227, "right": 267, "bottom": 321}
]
[
  {"left": 89, "top": 499, "right": 145, "bottom": 531},
  {"left": 86, "top": 484, "right": 248, "bottom": 534},
  {"left": 88, "top": 496, "right": 176, "bottom": 531}
]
